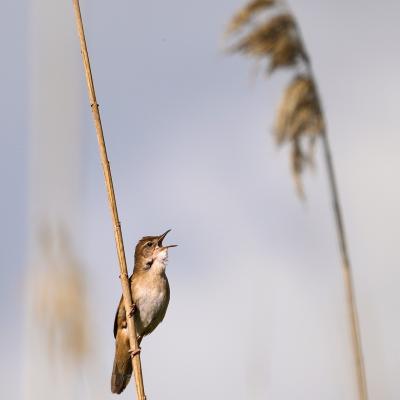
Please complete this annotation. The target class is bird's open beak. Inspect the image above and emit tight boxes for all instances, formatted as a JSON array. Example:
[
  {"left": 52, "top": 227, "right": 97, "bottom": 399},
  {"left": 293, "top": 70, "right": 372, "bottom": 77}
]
[{"left": 158, "top": 229, "right": 178, "bottom": 249}]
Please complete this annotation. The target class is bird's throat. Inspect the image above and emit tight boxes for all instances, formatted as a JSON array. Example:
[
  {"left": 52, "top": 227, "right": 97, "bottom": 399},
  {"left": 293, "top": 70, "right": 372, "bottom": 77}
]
[{"left": 151, "top": 249, "right": 168, "bottom": 274}]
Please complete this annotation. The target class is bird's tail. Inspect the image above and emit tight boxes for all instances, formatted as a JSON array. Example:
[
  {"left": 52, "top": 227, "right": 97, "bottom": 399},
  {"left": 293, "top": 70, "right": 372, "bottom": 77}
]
[{"left": 111, "top": 331, "right": 132, "bottom": 394}]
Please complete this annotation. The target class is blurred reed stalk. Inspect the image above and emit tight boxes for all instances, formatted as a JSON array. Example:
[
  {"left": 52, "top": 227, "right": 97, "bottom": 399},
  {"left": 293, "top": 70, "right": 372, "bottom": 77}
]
[
  {"left": 72, "top": 1, "right": 146, "bottom": 399},
  {"left": 225, "top": 1, "right": 368, "bottom": 399}
]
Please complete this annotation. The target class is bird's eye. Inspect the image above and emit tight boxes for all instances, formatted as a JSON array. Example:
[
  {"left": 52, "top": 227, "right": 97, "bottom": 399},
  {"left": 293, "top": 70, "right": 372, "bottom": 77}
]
[{"left": 147, "top": 242, "right": 153, "bottom": 247}]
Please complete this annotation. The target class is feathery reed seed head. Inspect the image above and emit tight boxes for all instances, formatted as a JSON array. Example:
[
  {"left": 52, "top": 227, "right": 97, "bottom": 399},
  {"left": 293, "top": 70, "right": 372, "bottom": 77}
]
[
  {"left": 228, "top": 13, "right": 306, "bottom": 73},
  {"left": 291, "top": 141, "right": 305, "bottom": 197},
  {"left": 226, "top": 1, "right": 325, "bottom": 195},
  {"left": 226, "top": 0, "right": 276, "bottom": 34},
  {"left": 274, "top": 75, "right": 324, "bottom": 143},
  {"left": 274, "top": 74, "right": 324, "bottom": 195}
]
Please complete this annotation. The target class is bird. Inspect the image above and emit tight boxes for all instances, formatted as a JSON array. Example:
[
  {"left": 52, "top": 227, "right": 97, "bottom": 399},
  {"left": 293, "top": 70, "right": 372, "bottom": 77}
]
[{"left": 111, "top": 229, "right": 177, "bottom": 394}]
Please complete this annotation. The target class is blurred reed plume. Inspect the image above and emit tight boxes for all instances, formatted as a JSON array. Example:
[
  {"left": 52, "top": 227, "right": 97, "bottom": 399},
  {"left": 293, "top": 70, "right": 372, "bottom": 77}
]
[
  {"left": 34, "top": 226, "right": 89, "bottom": 363},
  {"left": 226, "top": 1, "right": 368, "bottom": 399},
  {"left": 226, "top": 1, "right": 323, "bottom": 196},
  {"left": 274, "top": 74, "right": 323, "bottom": 193},
  {"left": 25, "top": 225, "right": 91, "bottom": 399}
]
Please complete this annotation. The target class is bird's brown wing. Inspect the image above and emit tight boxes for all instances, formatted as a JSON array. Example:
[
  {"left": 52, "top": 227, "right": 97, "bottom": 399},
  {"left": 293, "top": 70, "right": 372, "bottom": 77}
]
[
  {"left": 113, "top": 295, "right": 125, "bottom": 338},
  {"left": 113, "top": 273, "right": 134, "bottom": 337}
]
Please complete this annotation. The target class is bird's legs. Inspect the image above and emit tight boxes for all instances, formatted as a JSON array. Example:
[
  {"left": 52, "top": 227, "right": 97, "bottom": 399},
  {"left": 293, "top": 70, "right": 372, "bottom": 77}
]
[
  {"left": 128, "top": 305, "right": 142, "bottom": 358},
  {"left": 129, "top": 336, "right": 142, "bottom": 358},
  {"left": 129, "top": 347, "right": 141, "bottom": 358}
]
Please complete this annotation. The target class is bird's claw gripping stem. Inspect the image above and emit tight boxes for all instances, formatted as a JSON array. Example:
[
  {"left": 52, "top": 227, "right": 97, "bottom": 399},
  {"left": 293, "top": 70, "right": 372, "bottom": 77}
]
[{"left": 129, "top": 347, "right": 141, "bottom": 358}]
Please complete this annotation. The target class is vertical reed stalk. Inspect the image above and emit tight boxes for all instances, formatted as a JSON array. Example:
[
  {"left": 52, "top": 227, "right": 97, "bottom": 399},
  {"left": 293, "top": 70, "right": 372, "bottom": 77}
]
[
  {"left": 304, "top": 49, "right": 368, "bottom": 400},
  {"left": 72, "top": 1, "right": 146, "bottom": 399},
  {"left": 320, "top": 129, "right": 368, "bottom": 400}
]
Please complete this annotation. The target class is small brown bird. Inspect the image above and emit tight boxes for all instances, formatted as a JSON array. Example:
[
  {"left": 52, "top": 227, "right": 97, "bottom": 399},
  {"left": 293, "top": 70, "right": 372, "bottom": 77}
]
[{"left": 111, "top": 230, "right": 177, "bottom": 394}]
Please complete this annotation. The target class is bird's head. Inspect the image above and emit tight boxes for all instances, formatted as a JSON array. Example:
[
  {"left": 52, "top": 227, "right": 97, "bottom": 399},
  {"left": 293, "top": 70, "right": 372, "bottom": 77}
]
[{"left": 134, "top": 229, "right": 177, "bottom": 272}]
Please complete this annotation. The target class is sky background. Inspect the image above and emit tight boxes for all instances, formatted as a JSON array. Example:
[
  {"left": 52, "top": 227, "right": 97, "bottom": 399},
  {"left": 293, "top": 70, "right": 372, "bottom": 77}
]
[{"left": 1, "top": 0, "right": 400, "bottom": 399}]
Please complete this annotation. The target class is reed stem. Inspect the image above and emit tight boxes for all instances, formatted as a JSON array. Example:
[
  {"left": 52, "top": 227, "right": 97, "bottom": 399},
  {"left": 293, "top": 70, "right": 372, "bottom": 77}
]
[
  {"left": 305, "top": 53, "right": 368, "bottom": 399},
  {"left": 72, "top": 1, "right": 146, "bottom": 398},
  {"left": 320, "top": 129, "right": 368, "bottom": 400}
]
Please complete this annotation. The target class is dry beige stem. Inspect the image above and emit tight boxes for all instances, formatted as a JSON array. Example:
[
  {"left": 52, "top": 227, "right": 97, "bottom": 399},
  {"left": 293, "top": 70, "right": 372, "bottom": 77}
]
[{"left": 72, "top": 1, "right": 146, "bottom": 399}]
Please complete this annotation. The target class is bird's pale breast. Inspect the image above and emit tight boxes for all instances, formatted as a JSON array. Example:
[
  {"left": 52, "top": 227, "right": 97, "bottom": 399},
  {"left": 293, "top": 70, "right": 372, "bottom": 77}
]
[{"left": 131, "top": 273, "right": 170, "bottom": 337}]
